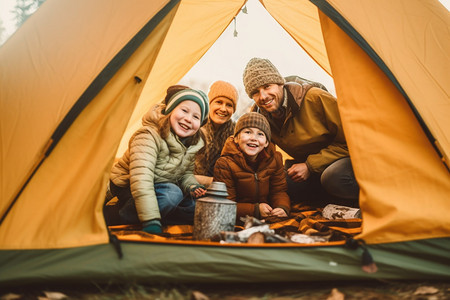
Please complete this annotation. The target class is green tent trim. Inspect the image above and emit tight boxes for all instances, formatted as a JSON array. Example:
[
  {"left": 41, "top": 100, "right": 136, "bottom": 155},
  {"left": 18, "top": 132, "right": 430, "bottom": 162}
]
[{"left": 1, "top": 237, "right": 449, "bottom": 286}]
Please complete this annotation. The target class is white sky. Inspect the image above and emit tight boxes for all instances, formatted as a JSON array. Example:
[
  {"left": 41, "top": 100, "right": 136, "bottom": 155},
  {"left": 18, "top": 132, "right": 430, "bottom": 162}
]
[
  {"left": 0, "top": 0, "right": 17, "bottom": 40},
  {"left": 179, "top": 0, "right": 335, "bottom": 94}
]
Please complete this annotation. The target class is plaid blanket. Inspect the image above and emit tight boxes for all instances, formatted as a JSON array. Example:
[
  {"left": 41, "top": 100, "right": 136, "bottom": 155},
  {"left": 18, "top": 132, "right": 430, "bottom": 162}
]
[{"left": 109, "top": 203, "right": 362, "bottom": 244}]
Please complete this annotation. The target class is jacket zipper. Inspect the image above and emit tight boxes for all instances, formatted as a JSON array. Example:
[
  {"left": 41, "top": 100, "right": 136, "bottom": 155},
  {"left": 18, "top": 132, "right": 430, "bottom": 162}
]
[{"left": 254, "top": 173, "right": 260, "bottom": 203}]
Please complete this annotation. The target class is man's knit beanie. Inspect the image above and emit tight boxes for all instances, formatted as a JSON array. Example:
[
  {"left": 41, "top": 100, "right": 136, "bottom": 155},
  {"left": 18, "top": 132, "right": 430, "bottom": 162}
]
[
  {"left": 208, "top": 80, "right": 239, "bottom": 111},
  {"left": 242, "top": 58, "right": 285, "bottom": 98},
  {"left": 234, "top": 112, "right": 271, "bottom": 141},
  {"left": 163, "top": 85, "right": 209, "bottom": 124}
]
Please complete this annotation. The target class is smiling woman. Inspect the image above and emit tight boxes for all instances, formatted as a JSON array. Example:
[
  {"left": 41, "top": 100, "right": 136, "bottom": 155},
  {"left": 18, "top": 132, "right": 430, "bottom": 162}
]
[{"left": 194, "top": 80, "right": 240, "bottom": 187}]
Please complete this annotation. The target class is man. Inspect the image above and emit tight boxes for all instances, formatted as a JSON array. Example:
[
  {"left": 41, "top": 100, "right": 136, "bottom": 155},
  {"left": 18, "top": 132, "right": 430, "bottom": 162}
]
[{"left": 243, "top": 57, "right": 359, "bottom": 207}]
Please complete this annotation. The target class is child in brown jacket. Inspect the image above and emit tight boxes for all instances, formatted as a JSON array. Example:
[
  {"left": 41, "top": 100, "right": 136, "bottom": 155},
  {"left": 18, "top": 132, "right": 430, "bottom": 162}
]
[{"left": 213, "top": 112, "right": 290, "bottom": 220}]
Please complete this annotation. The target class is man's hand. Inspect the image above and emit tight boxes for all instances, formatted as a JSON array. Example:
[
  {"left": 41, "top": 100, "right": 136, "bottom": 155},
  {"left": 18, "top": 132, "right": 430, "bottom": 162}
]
[{"left": 286, "top": 162, "right": 310, "bottom": 182}]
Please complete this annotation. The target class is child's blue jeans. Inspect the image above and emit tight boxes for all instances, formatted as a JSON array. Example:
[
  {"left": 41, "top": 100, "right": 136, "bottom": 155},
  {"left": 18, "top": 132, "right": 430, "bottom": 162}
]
[{"left": 110, "top": 181, "right": 196, "bottom": 225}]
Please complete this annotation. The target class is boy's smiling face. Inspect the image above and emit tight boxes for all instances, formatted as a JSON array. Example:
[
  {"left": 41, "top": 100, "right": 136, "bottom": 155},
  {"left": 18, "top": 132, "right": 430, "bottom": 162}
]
[{"left": 234, "top": 127, "right": 269, "bottom": 161}]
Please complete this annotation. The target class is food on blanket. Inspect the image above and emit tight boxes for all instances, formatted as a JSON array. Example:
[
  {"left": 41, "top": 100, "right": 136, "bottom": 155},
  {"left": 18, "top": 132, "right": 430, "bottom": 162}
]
[{"left": 322, "top": 204, "right": 361, "bottom": 220}]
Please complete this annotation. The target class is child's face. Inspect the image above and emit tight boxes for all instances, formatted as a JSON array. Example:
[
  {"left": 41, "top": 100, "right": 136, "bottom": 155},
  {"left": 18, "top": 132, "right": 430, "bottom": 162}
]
[
  {"left": 169, "top": 100, "right": 202, "bottom": 138},
  {"left": 234, "top": 127, "right": 269, "bottom": 161},
  {"left": 209, "top": 98, "right": 234, "bottom": 125}
]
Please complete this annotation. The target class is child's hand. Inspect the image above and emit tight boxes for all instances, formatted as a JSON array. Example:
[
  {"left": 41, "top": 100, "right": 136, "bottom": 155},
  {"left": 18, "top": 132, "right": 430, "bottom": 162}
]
[
  {"left": 270, "top": 207, "right": 288, "bottom": 218},
  {"left": 190, "top": 184, "right": 206, "bottom": 198},
  {"left": 259, "top": 203, "right": 273, "bottom": 218}
]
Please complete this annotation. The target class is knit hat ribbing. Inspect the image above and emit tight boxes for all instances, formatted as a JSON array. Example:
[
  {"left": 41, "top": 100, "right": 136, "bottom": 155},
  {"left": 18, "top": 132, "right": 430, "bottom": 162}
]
[
  {"left": 208, "top": 80, "right": 239, "bottom": 110},
  {"left": 234, "top": 112, "right": 271, "bottom": 141},
  {"left": 242, "top": 58, "right": 285, "bottom": 97},
  {"left": 163, "top": 88, "right": 209, "bottom": 124}
]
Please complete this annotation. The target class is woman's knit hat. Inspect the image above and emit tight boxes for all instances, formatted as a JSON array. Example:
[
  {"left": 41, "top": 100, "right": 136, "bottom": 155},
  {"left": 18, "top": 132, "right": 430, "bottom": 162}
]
[
  {"left": 242, "top": 58, "right": 285, "bottom": 97},
  {"left": 163, "top": 86, "right": 209, "bottom": 124},
  {"left": 208, "top": 80, "right": 239, "bottom": 111},
  {"left": 234, "top": 112, "right": 271, "bottom": 141}
]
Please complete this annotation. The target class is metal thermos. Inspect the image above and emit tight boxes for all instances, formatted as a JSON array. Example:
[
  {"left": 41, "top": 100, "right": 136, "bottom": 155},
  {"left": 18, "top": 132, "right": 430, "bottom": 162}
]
[{"left": 193, "top": 181, "right": 236, "bottom": 241}]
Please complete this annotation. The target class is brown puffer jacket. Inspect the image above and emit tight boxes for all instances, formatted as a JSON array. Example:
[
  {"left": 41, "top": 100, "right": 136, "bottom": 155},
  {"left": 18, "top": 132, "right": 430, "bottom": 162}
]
[{"left": 213, "top": 136, "right": 290, "bottom": 219}]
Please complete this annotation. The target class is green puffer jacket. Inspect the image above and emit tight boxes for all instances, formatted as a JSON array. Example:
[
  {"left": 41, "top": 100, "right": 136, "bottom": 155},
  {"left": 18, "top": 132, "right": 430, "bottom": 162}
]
[
  {"left": 253, "top": 82, "right": 349, "bottom": 174},
  {"left": 110, "top": 104, "right": 203, "bottom": 222}
]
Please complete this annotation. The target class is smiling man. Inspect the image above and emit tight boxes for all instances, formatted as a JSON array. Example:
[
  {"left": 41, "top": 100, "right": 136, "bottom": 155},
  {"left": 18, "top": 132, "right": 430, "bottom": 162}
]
[{"left": 243, "top": 57, "right": 359, "bottom": 207}]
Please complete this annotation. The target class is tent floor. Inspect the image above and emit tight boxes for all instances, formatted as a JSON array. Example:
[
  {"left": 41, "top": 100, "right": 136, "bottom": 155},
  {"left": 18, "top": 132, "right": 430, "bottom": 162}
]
[{"left": 108, "top": 203, "right": 362, "bottom": 246}]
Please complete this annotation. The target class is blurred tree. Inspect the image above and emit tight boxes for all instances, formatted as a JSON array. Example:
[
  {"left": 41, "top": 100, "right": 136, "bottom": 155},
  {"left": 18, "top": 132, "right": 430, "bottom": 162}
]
[
  {"left": 0, "top": 19, "right": 5, "bottom": 43},
  {"left": 13, "top": 0, "right": 46, "bottom": 27}
]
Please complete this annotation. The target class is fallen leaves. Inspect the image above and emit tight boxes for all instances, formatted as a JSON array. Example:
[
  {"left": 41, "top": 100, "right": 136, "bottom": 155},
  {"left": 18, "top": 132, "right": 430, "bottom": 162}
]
[
  {"left": 0, "top": 291, "right": 68, "bottom": 300},
  {"left": 192, "top": 290, "right": 209, "bottom": 300},
  {"left": 0, "top": 293, "right": 21, "bottom": 300},
  {"left": 326, "top": 288, "right": 345, "bottom": 300},
  {"left": 414, "top": 286, "right": 439, "bottom": 295}
]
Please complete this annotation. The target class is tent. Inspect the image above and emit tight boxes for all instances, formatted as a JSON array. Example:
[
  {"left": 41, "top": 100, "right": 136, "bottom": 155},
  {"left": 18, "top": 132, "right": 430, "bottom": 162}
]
[{"left": 1, "top": 0, "right": 449, "bottom": 286}]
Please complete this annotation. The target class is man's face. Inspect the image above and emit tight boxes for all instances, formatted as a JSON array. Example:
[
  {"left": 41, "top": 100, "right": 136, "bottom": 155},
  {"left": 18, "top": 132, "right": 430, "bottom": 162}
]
[{"left": 251, "top": 84, "right": 284, "bottom": 114}]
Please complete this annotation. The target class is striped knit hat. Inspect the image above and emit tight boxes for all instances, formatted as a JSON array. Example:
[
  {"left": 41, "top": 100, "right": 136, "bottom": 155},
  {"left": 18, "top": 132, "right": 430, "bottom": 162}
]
[
  {"left": 234, "top": 112, "right": 271, "bottom": 141},
  {"left": 242, "top": 58, "right": 285, "bottom": 97},
  {"left": 163, "top": 88, "right": 209, "bottom": 124}
]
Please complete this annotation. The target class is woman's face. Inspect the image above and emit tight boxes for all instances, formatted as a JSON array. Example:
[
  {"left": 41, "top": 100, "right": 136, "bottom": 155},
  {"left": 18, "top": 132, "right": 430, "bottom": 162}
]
[
  {"left": 169, "top": 100, "right": 201, "bottom": 138},
  {"left": 234, "top": 127, "right": 269, "bottom": 161},
  {"left": 209, "top": 97, "right": 234, "bottom": 125}
]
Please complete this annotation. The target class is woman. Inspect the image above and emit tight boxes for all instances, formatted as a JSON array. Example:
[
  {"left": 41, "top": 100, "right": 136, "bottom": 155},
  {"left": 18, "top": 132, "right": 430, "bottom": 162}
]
[{"left": 194, "top": 80, "right": 239, "bottom": 187}]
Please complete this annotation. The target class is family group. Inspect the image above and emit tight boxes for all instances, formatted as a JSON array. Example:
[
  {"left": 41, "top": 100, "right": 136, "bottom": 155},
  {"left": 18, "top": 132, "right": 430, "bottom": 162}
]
[{"left": 105, "top": 57, "right": 359, "bottom": 234}]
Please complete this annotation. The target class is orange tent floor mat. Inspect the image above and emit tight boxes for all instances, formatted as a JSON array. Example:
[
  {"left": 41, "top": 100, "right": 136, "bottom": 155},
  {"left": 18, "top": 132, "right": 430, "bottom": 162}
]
[{"left": 109, "top": 203, "right": 362, "bottom": 247}]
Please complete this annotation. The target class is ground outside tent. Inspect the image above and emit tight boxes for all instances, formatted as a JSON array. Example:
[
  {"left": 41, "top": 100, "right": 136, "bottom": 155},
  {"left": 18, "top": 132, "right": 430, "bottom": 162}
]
[{"left": 1, "top": 280, "right": 450, "bottom": 299}]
